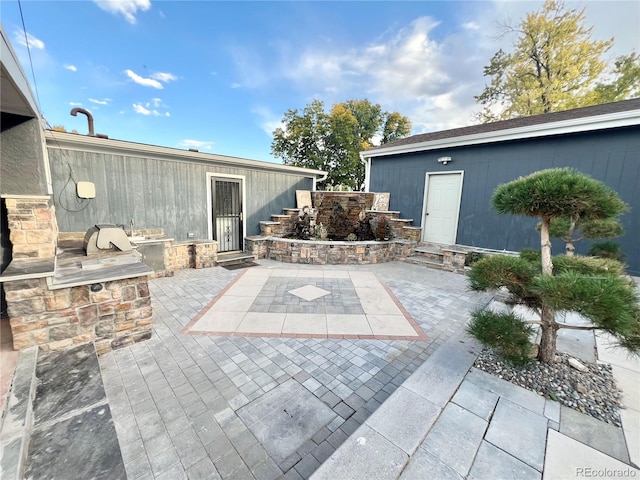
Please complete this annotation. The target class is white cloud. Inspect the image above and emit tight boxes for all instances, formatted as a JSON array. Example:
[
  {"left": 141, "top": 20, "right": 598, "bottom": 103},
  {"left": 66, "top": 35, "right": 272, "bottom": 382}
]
[
  {"left": 230, "top": 83, "right": 242, "bottom": 89},
  {"left": 281, "top": 16, "right": 452, "bottom": 110},
  {"left": 89, "top": 98, "right": 111, "bottom": 105},
  {"left": 125, "top": 69, "right": 163, "bottom": 89},
  {"left": 150, "top": 72, "right": 177, "bottom": 82},
  {"left": 94, "top": 0, "right": 151, "bottom": 24},
  {"left": 14, "top": 30, "right": 45, "bottom": 50},
  {"left": 252, "top": 106, "right": 283, "bottom": 137},
  {"left": 125, "top": 70, "right": 177, "bottom": 89},
  {"left": 132, "top": 100, "right": 169, "bottom": 117},
  {"left": 69, "top": 102, "right": 83, "bottom": 106},
  {"left": 179, "top": 139, "right": 214, "bottom": 150},
  {"left": 133, "top": 103, "right": 152, "bottom": 115},
  {"left": 232, "top": 0, "right": 638, "bottom": 138},
  {"left": 65, "top": 64, "right": 77, "bottom": 72}
]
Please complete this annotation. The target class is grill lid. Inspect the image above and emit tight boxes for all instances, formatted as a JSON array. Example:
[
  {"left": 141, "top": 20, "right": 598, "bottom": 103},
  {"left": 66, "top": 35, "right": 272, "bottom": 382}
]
[{"left": 83, "top": 224, "right": 133, "bottom": 255}]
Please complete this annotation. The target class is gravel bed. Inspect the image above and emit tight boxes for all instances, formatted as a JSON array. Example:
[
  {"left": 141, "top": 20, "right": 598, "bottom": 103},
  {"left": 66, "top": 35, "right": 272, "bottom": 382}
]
[{"left": 474, "top": 349, "right": 623, "bottom": 426}]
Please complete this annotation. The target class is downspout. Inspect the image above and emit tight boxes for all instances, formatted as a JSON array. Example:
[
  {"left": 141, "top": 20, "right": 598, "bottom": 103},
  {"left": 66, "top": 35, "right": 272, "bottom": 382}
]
[
  {"left": 313, "top": 171, "right": 328, "bottom": 191},
  {"left": 359, "top": 152, "right": 371, "bottom": 192}
]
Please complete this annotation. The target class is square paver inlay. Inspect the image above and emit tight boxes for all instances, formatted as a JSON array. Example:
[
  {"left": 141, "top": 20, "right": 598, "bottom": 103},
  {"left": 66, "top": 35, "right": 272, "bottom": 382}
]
[
  {"left": 183, "top": 267, "right": 427, "bottom": 340},
  {"left": 237, "top": 379, "right": 337, "bottom": 463},
  {"left": 288, "top": 284, "right": 331, "bottom": 301}
]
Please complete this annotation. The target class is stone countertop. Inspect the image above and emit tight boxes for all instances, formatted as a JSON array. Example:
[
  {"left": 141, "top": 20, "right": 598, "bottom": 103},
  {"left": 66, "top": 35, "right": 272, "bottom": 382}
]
[
  {"left": 0, "top": 258, "right": 56, "bottom": 283},
  {"left": 48, "top": 240, "right": 153, "bottom": 290}
]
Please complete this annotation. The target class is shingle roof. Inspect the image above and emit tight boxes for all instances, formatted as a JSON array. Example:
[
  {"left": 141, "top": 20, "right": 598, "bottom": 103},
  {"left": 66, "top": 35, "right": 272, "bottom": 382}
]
[{"left": 366, "top": 98, "right": 640, "bottom": 152}]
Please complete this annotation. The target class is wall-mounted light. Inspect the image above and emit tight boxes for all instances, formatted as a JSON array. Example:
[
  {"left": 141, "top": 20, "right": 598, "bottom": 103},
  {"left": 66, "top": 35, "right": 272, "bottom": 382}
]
[{"left": 437, "top": 156, "right": 452, "bottom": 165}]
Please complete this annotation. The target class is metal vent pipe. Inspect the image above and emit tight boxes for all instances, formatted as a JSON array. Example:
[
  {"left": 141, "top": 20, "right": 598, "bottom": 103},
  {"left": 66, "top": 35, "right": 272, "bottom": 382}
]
[{"left": 70, "top": 108, "right": 95, "bottom": 136}]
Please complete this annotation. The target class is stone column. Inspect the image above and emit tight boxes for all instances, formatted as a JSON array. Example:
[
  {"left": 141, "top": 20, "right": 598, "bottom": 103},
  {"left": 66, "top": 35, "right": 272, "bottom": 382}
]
[{"left": 3, "top": 195, "right": 58, "bottom": 259}]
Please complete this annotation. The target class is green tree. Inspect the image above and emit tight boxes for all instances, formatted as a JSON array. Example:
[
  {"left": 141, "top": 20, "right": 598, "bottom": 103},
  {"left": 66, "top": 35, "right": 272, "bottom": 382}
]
[
  {"left": 382, "top": 112, "right": 412, "bottom": 144},
  {"left": 467, "top": 168, "right": 638, "bottom": 364},
  {"left": 475, "top": 0, "right": 623, "bottom": 122},
  {"left": 540, "top": 216, "right": 624, "bottom": 256},
  {"left": 271, "top": 99, "right": 411, "bottom": 190},
  {"left": 594, "top": 52, "right": 640, "bottom": 103}
]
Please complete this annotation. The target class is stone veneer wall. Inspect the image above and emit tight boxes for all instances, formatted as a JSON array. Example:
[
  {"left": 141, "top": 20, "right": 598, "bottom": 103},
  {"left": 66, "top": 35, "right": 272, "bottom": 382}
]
[
  {"left": 193, "top": 242, "right": 218, "bottom": 269},
  {"left": 4, "top": 276, "right": 152, "bottom": 354},
  {"left": 163, "top": 240, "right": 218, "bottom": 273},
  {"left": 246, "top": 237, "right": 414, "bottom": 265},
  {"left": 260, "top": 207, "right": 421, "bottom": 242},
  {"left": 164, "top": 242, "right": 193, "bottom": 272},
  {"left": 5, "top": 196, "right": 58, "bottom": 259},
  {"left": 311, "top": 192, "right": 374, "bottom": 239}
]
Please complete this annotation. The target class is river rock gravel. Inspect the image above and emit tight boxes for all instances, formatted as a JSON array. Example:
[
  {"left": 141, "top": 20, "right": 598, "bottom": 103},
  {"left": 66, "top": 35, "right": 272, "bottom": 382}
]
[{"left": 473, "top": 349, "right": 622, "bottom": 426}]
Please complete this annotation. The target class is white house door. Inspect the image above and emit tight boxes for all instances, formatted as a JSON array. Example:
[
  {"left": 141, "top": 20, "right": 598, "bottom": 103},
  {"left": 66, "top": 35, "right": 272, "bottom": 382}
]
[{"left": 422, "top": 172, "right": 463, "bottom": 245}]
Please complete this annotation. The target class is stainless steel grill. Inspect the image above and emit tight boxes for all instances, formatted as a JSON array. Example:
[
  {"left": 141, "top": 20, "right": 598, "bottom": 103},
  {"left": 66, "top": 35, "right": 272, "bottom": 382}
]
[{"left": 83, "top": 224, "right": 133, "bottom": 255}]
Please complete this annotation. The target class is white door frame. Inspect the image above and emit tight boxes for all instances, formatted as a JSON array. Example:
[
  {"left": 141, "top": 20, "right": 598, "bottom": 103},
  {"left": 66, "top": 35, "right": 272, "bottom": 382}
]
[
  {"left": 421, "top": 170, "right": 464, "bottom": 244},
  {"left": 206, "top": 172, "right": 247, "bottom": 243}
]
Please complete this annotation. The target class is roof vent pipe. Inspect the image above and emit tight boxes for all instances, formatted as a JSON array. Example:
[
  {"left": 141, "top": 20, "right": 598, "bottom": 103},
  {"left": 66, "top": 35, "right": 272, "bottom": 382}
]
[{"left": 70, "top": 107, "right": 95, "bottom": 136}]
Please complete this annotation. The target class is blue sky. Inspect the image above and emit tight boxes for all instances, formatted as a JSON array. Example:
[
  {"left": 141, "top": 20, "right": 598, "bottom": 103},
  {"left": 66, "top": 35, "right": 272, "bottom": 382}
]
[{"left": 3, "top": 0, "right": 639, "bottom": 162}]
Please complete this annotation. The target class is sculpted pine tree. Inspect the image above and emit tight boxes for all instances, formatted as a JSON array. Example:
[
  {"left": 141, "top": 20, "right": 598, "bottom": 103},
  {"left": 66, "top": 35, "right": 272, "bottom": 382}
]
[
  {"left": 467, "top": 169, "right": 640, "bottom": 364},
  {"left": 542, "top": 216, "right": 624, "bottom": 256},
  {"left": 475, "top": 0, "right": 639, "bottom": 121}
]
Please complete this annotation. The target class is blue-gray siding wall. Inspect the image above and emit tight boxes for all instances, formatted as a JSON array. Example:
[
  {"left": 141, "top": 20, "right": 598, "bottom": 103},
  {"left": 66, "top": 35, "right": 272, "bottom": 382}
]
[
  {"left": 369, "top": 126, "right": 640, "bottom": 275},
  {"left": 47, "top": 148, "right": 313, "bottom": 240}
]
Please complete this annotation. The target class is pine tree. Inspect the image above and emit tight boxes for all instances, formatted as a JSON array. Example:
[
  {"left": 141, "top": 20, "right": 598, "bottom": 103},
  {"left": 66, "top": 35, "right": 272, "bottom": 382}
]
[{"left": 467, "top": 168, "right": 639, "bottom": 363}]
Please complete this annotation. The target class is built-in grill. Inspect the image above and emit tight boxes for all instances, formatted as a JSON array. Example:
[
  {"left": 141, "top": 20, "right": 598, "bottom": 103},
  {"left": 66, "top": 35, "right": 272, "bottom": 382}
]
[{"left": 83, "top": 224, "right": 133, "bottom": 255}]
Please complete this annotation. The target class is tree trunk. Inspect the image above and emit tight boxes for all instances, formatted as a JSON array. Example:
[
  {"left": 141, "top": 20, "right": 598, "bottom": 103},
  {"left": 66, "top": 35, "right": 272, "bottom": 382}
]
[
  {"left": 565, "top": 217, "right": 577, "bottom": 256},
  {"left": 540, "top": 216, "right": 553, "bottom": 275},
  {"left": 565, "top": 241, "right": 575, "bottom": 256},
  {"left": 539, "top": 216, "right": 558, "bottom": 363},
  {"left": 538, "top": 305, "right": 559, "bottom": 363}
]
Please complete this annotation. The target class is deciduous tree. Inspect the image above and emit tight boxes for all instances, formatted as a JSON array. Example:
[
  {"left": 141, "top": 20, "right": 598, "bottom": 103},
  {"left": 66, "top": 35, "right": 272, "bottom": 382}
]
[
  {"left": 271, "top": 99, "right": 411, "bottom": 190},
  {"left": 474, "top": 0, "right": 640, "bottom": 122}
]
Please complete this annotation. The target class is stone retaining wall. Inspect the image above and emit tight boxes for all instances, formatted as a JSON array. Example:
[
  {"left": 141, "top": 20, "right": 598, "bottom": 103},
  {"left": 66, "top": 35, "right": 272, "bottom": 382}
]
[
  {"left": 246, "top": 237, "right": 414, "bottom": 265},
  {"left": 4, "top": 276, "right": 152, "bottom": 354}
]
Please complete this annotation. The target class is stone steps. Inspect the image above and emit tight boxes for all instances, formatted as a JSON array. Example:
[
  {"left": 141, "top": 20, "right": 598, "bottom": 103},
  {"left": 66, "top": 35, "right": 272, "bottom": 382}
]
[
  {"left": 404, "top": 255, "right": 446, "bottom": 268},
  {"left": 405, "top": 244, "right": 469, "bottom": 274},
  {"left": 259, "top": 205, "right": 423, "bottom": 242},
  {"left": 216, "top": 252, "right": 256, "bottom": 267}
]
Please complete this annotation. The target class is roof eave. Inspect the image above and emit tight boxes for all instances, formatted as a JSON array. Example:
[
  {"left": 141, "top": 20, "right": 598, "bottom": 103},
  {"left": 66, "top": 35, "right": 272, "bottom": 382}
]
[
  {"left": 44, "top": 130, "right": 328, "bottom": 178},
  {"left": 363, "top": 109, "right": 640, "bottom": 158}
]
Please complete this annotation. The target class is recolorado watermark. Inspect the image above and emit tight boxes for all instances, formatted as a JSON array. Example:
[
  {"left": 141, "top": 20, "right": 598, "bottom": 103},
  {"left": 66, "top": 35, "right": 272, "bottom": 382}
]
[{"left": 576, "top": 467, "right": 637, "bottom": 478}]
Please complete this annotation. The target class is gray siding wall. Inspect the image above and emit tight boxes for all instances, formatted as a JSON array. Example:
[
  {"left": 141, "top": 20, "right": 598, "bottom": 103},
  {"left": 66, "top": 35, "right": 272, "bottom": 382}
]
[
  {"left": 1, "top": 113, "right": 47, "bottom": 195},
  {"left": 369, "top": 126, "right": 640, "bottom": 275},
  {"left": 48, "top": 148, "right": 313, "bottom": 240}
]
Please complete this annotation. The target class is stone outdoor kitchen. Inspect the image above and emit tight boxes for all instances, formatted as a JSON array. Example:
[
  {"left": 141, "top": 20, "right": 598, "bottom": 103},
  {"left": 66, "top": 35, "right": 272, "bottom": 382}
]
[{"left": 0, "top": 195, "right": 220, "bottom": 355}]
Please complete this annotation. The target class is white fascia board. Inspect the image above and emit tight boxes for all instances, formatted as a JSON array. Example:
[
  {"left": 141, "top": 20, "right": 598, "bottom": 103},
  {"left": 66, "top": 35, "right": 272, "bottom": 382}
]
[
  {"left": 1, "top": 25, "right": 41, "bottom": 117},
  {"left": 44, "top": 131, "right": 328, "bottom": 179},
  {"left": 363, "top": 110, "right": 640, "bottom": 158}
]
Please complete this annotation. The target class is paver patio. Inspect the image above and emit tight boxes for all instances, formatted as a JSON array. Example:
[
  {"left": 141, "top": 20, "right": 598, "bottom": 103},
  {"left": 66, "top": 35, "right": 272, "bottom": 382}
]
[
  {"left": 98, "top": 260, "right": 491, "bottom": 479},
  {"left": 7, "top": 260, "right": 637, "bottom": 479}
]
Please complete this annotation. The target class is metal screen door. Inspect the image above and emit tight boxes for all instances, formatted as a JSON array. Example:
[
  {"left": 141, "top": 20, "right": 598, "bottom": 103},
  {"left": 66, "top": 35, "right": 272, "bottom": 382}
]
[{"left": 212, "top": 178, "right": 243, "bottom": 252}]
